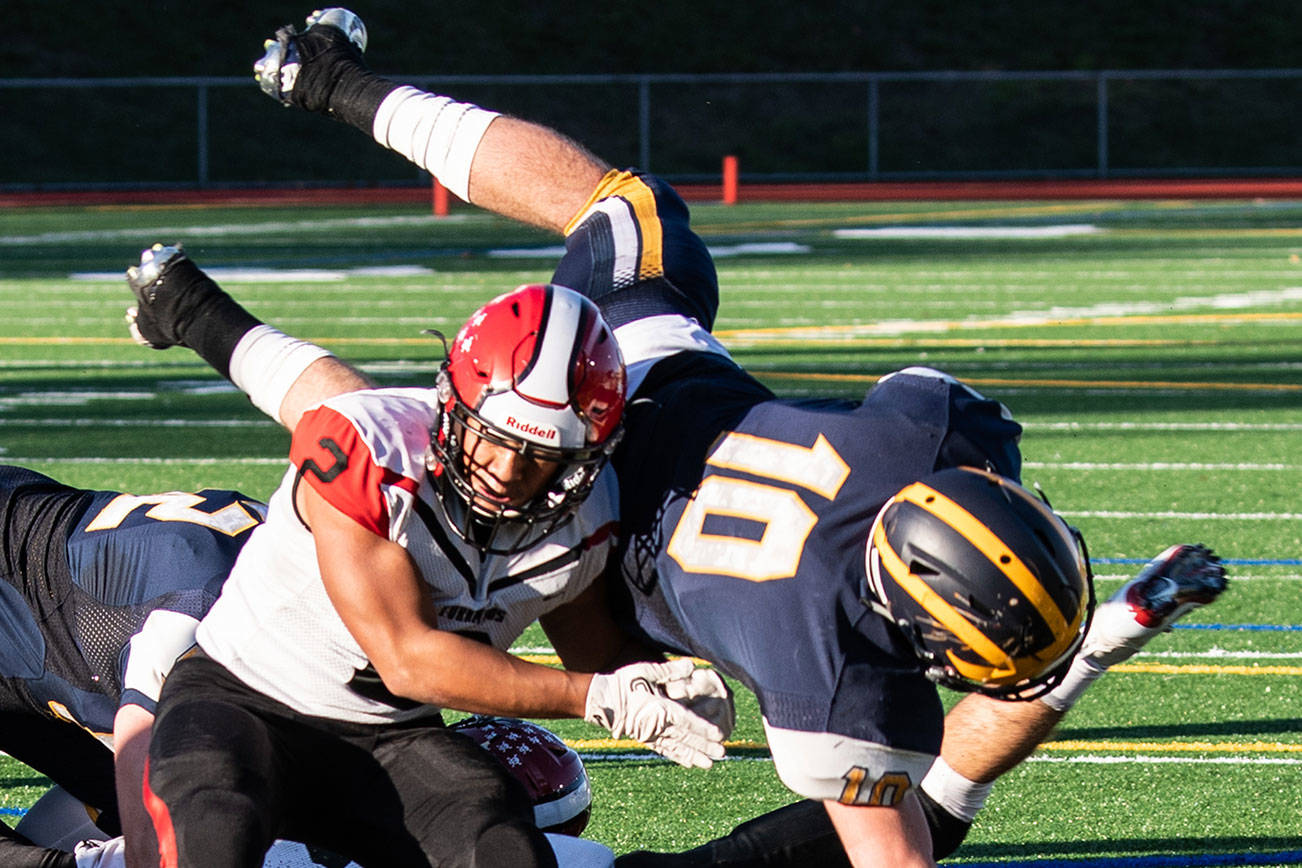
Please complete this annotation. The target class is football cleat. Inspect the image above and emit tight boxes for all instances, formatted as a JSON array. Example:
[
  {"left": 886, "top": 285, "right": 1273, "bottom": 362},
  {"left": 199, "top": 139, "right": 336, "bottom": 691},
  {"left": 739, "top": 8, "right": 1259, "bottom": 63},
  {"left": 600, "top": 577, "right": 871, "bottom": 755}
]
[
  {"left": 255, "top": 8, "right": 368, "bottom": 109},
  {"left": 125, "top": 242, "right": 190, "bottom": 348},
  {"left": 1078, "top": 543, "right": 1227, "bottom": 669}
]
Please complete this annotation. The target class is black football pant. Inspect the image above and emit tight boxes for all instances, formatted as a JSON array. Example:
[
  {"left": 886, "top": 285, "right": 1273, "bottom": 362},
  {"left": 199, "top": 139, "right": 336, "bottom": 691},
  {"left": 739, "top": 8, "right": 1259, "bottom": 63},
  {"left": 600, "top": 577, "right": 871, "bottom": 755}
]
[
  {"left": 614, "top": 793, "right": 972, "bottom": 866},
  {"left": 146, "top": 653, "right": 555, "bottom": 868}
]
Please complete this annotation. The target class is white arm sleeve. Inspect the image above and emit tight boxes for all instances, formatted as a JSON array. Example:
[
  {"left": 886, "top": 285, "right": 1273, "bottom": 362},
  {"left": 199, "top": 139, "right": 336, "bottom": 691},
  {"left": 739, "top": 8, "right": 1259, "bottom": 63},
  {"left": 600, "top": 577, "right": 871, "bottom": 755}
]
[
  {"left": 120, "top": 609, "right": 202, "bottom": 713},
  {"left": 372, "top": 86, "right": 499, "bottom": 202}
]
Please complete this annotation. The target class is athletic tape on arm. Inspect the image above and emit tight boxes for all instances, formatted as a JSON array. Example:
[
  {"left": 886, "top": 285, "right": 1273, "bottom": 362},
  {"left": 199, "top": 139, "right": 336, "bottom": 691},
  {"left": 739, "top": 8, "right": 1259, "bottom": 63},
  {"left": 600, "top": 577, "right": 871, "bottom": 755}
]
[
  {"left": 230, "top": 325, "right": 334, "bottom": 421},
  {"left": 372, "top": 86, "right": 499, "bottom": 202}
]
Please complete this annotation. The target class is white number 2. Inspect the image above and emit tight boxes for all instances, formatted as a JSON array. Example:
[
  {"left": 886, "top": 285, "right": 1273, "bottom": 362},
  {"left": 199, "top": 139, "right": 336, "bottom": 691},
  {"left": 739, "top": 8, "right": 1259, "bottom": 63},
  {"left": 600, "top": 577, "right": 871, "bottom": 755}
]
[
  {"left": 666, "top": 432, "right": 849, "bottom": 582},
  {"left": 84, "top": 492, "right": 261, "bottom": 537}
]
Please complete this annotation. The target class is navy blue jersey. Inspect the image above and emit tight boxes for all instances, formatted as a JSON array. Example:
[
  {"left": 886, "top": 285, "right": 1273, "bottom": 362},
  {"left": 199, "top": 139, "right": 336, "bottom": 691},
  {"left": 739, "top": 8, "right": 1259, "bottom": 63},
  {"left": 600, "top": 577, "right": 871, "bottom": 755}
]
[
  {"left": 556, "top": 171, "right": 1025, "bottom": 802},
  {"left": 0, "top": 465, "right": 263, "bottom": 743}
]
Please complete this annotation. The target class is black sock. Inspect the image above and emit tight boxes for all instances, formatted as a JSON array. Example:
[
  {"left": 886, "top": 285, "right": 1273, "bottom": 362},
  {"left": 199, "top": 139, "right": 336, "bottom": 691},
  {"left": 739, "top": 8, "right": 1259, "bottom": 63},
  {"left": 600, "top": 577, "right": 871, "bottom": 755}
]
[
  {"left": 615, "top": 800, "right": 850, "bottom": 868},
  {"left": 153, "top": 257, "right": 262, "bottom": 380},
  {"left": 290, "top": 26, "right": 398, "bottom": 131},
  {"left": 918, "top": 789, "right": 974, "bottom": 860}
]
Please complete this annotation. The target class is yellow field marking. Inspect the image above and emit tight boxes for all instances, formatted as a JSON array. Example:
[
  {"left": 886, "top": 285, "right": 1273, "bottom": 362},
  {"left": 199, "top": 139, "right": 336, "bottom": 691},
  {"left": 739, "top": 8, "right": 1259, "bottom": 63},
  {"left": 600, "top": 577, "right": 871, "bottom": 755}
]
[
  {"left": 1112, "top": 661, "right": 1302, "bottom": 676},
  {"left": 1042, "top": 740, "right": 1302, "bottom": 754},
  {"left": 697, "top": 199, "right": 1274, "bottom": 232}
]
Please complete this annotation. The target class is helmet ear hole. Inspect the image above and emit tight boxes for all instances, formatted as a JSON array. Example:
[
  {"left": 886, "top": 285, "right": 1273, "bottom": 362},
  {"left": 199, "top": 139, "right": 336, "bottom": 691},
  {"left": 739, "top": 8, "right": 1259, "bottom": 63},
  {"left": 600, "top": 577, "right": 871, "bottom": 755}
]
[{"left": 909, "top": 560, "right": 938, "bottom": 578}]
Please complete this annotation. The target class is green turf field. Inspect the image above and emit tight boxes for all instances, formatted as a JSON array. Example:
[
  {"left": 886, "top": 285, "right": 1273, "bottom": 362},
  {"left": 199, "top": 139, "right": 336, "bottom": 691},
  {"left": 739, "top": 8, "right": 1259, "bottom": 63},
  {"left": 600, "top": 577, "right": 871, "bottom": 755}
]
[{"left": 0, "top": 197, "right": 1299, "bottom": 866}]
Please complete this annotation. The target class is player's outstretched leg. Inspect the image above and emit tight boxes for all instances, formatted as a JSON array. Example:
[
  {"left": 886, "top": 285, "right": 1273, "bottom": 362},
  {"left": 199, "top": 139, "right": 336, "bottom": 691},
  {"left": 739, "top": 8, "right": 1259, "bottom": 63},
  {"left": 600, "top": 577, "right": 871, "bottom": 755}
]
[
  {"left": 255, "top": 8, "right": 391, "bottom": 129},
  {"left": 1081, "top": 542, "right": 1226, "bottom": 666},
  {"left": 125, "top": 244, "right": 260, "bottom": 378},
  {"left": 1041, "top": 542, "right": 1227, "bottom": 711}
]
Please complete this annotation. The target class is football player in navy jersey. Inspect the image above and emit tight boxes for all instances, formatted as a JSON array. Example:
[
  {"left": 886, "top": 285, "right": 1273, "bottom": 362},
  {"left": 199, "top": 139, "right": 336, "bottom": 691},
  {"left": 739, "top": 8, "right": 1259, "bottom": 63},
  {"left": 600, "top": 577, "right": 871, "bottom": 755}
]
[
  {"left": 123, "top": 9, "right": 1226, "bottom": 866},
  {"left": 0, "top": 464, "right": 264, "bottom": 868}
]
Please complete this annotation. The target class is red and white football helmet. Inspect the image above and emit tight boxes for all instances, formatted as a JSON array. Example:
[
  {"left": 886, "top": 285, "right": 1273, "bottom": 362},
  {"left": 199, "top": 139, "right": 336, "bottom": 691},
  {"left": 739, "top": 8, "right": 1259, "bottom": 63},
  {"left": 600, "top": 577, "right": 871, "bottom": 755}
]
[
  {"left": 429, "top": 284, "right": 625, "bottom": 552},
  {"left": 450, "top": 716, "right": 593, "bottom": 836}
]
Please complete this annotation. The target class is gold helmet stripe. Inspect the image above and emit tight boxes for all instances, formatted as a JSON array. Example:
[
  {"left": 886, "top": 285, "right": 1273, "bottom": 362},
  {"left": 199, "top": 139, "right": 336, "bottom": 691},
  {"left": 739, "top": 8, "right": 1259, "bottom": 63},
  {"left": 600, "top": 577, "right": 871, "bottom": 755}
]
[
  {"left": 894, "top": 480, "right": 1072, "bottom": 639},
  {"left": 872, "top": 520, "right": 1018, "bottom": 679}
]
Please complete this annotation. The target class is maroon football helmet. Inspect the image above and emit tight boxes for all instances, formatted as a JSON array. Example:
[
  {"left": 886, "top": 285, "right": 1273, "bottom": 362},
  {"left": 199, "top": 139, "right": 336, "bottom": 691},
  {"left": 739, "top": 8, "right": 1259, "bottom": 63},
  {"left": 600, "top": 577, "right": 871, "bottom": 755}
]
[
  {"left": 451, "top": 716, "right": 592, "bottom": 836},
  {"left": 429, "top": 284, "right": 625, "bottom": 553}
]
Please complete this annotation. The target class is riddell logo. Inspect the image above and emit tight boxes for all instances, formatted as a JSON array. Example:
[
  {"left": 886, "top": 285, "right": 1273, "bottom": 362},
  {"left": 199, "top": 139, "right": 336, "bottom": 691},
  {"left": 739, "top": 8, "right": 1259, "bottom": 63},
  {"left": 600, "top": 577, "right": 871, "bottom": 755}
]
[{"left": 506, "top": 416, "right": 558, "bottom": 441}]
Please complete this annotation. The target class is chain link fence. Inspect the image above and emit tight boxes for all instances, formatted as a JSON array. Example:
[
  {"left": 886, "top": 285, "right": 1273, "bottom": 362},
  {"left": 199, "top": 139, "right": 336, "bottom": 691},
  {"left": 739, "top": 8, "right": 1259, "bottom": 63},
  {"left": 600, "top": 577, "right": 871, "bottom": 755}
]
[{"left": 3, "top": 69, "right": 1299, "bottom": 190}]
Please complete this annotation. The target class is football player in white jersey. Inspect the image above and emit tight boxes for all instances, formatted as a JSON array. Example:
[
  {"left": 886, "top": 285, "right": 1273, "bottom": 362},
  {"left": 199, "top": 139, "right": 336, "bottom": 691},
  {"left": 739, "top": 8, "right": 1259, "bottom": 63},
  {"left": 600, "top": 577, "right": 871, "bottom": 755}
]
[
  {"left": 123, "top": 9, "right": 1226, "bottom": 867},
  {"left": 125, "top": 265, "right": 730, "bottom": 865}
]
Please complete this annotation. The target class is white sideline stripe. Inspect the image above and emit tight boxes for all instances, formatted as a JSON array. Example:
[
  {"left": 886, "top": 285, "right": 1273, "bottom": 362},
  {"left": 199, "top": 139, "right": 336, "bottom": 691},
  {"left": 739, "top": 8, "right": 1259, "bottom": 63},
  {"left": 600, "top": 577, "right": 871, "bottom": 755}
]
[
  {"left": 834, "top": 224, "right": 1101, "bottom": 239},
  {"left": 1061, "top": 510, "right": 1302, "bottom": 520},
  {"left": 1027, "top": 421, "right": 1302, "bottom": 431},
  {"left": 3, "top": 215, "right": 457, "bottom": 246},
  {"left": 723, "top": 286, "right": 1302, "bottom": 339},
  {"left": 708, "top": 242, "right": 811, "bottom": 257},
  {"left": 71, "top": 265, "right": 435, "bottom": 282},
  {"left": 1027, "top": 755, "right": 1302, "bottom": 766},
  {"left": 0, "top": 457, "right": 285, "bottom": 466},
  {"left": 488, "top": 242, "right": 810, "bottom": 259},
  {"left": 0, "top": 418, "right": 276, "bottom": 428},
  {"left": 1135, "top": 651, "right": 1302, "bottom": 660},
  {"left": 1025, "top": 461, "right": 1297, "bottom": 470}
]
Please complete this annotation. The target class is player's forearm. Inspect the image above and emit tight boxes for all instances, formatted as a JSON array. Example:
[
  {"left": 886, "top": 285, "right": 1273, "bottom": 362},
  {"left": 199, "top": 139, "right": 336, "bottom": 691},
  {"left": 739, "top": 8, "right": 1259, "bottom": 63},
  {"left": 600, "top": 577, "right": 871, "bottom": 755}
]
[
  {"left": 379, "top": 630, "right": 592, "bottom": 717},
  {"left": 112, "top": 705, "right": 159, "bottom": 868},
  {"left": 315, "top": 73, "right": 609, "bottom": 233},
  {"left": 464, "top": 116, "right": 611, "bottom": 234},
  {"left": 940, "top": 692, "right": 1064, "bottom": 783}
]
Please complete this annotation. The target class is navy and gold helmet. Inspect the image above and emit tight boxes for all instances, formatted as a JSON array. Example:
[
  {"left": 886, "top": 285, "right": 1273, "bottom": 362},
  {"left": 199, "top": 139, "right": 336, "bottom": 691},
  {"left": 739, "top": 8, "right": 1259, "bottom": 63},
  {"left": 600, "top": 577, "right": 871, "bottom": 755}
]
[{"left": 865, "top": 466, "right": 1094, "bottom": 700}]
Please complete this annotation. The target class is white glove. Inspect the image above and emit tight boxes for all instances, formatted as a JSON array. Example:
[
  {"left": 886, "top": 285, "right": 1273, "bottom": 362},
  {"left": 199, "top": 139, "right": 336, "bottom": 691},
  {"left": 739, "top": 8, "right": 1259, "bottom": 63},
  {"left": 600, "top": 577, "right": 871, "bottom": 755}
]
[
  {"left": 74, "top": 837, "right": 126, "bottom": 868},
  {"left": 584, "top": 658, "right": 731, "bottom": 769},
  {"left": 659, "top": 661, "right": 735, "bottom": 739}
]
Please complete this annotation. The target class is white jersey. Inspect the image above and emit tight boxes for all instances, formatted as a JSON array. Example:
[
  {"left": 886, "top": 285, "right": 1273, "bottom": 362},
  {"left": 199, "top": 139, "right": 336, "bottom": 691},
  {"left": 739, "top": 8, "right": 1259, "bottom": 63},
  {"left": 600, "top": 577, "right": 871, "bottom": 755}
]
[{"left": 197, "top": 388, "right": 618, "bottom": 724}]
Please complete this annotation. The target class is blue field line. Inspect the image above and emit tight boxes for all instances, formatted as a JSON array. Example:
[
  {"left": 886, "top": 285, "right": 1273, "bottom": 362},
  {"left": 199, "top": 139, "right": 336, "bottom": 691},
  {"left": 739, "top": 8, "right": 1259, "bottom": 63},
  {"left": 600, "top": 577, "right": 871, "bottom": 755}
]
[
  {"left": 1093, "top": 558, "right": 1302, "bottom": 566},
  {"left": 0, "top": 807, "right": 22, "bottom": 816},
  {"left": 958, "top": 850, "right": 1302, "bottom": 867},
  {"left": 1173, "top": 623, "right": 1302, "bottom": 632}
]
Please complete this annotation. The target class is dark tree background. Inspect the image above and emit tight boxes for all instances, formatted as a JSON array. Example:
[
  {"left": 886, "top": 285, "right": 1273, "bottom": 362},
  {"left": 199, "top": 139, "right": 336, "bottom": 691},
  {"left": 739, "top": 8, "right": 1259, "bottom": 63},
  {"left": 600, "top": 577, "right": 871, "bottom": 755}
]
[{"left": 2, "top": 1, "right": 1298, "bottom": 187}]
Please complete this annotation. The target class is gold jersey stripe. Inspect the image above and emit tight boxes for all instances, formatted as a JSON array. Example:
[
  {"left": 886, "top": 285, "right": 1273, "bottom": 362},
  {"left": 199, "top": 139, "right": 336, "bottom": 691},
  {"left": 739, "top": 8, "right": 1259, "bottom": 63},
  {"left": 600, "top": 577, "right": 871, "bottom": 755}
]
[{"left": 563, "top": 168, "right": 664, "bottom": 283}]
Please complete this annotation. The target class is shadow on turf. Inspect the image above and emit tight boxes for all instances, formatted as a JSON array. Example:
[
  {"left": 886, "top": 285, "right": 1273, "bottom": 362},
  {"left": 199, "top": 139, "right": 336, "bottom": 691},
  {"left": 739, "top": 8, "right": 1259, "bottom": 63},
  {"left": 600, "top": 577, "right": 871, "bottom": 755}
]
[
  {"left": 955, "top": 835, "right": 1302, "bottom": 861},
  {"left": 0, "top": 772, "right": 50, "bottom": 789},
  {"left": 1055, "top": 718, "right": 1302, "bottom": 741}
]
